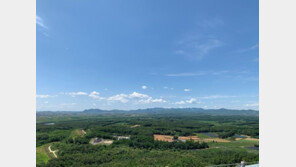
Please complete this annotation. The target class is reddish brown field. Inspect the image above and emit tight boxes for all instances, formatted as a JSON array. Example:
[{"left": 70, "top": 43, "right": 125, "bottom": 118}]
[
  {"left": 153, "top": 134, "right": 174, "bottom": 142},
  {"left": 178, "top": 136, "right": 199, "bottom": 141}
]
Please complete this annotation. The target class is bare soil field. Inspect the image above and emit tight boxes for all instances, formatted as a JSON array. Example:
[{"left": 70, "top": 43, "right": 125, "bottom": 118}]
[
  {"left": 90, "top": 138, "right": 114, "bottom": 145},
  {"left": 81, "top": 129, "right": 86, "bottom": 135},
  {"left": 154, "top": 134, "right": 175, "bottom": 142},
  {"left": 130, "top": 124, "right": 140, "bottom": 128},
  {"left": 178, "top": 136, "right": 199, "bottom": 141},
  {"left": 154, "top": 134, "right": 230, "bottom": 143},
  {"left": 244, "top": 136, "right": 259, "bottom": 141}
]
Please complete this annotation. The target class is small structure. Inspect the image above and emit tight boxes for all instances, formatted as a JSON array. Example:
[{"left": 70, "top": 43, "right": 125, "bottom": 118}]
[
  {"left": 240, "top": 161, "right": 245, "bottom": 167},
  {"left": 93, "top": 138, "right": 102, "bottom": 144},
  {"left": 117, "top": 136, "right": 130, "bottom": 140}
]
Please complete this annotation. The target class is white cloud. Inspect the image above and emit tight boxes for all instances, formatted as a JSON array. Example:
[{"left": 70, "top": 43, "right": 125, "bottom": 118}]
[
  {"left": 165, "top": 71, "right": 228, "bottom": 77},
  {"left": 89, "top": 91, "right": 99, "bottom": 97},
  {"left": 184, "top": 89, "right": 191, "bottom": 92},
  {"left": 245, "top": 103, "right": 259, "bottom": 107},
  {"left": 151, "top": 98, "right": 166, "bottom": 103},
  {"left": 76, "top": 92, "right": 87, "bottom": 95},
  {"left": 108, "top": 94, "right": 129, "bottom": 103},
  {"left": 175, "top": 101, "right": 186, "bottom": 105},
  {"left": 138, "top": 97, "right": 166, "bottom": 104},
  {"left": 164, "top": 86, "right": 174, "bottom": 90},
  {"left": 36, "top": 94, "right": 52, "bottom": 98},
  {"left": 175, "top": 98, "right": 200, "bottom": 105},
  {"left": 107, "top": 92, "right": 165, "bottom": 104},
  {"left": 129, "top": 92, "right": 149, "bottom": 98},
  {"left": 89, "top": 91, "right": 104, "bottom": 100},
  {"left": 142, "top": 85, "right": 147, "bottom": 90},
  {"left": 67, "top": 92, "right": 87, "bottom": 97},
  {"left": 186, "top": 98, "right": 197, "bottom": 104},
  {"left": 200, "top": 95, "right": 236, "bottom": 99}
]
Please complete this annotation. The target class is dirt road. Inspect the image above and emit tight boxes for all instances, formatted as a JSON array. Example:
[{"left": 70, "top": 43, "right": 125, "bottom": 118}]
[{"left": 48, "top": 145, "right": 57, "bottom": 158}]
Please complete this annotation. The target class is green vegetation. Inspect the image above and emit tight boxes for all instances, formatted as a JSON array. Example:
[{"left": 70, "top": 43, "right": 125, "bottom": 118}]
[
  {"left": 36, "top": 110, "right": 259, "bottom": 166},
  {"left": 36, "top": 146, "right": 50, "bottom": 165}
]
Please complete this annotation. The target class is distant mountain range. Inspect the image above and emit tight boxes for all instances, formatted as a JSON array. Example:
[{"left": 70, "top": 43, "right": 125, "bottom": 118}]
[{"left": 36, "top": 108, "right": 259, "bottom": 116}]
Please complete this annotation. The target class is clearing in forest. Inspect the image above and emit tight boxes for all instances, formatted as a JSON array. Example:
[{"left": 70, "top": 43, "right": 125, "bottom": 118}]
[
  {"left": 153, "top": 134, "right": 175, "bottom": 142},
  {"left": 90, "top": 138, "right": 114, "bottom": 145},
  {"left": 153, "top": 134, "right": 230, "bottom": 143},
  {"left": 130, "top": 124, "right": 140, "bottom": 128},
  {"left": 70, "top": 129, "right": 86, "bottom": 137},
  {"left": 36, "top": 145, "right": 51, "bottom": 165}
]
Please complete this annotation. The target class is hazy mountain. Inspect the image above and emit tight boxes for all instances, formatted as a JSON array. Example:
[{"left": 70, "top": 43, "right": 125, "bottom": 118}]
[{"left": 37, "top": 108, "right": 258, "bottom": 116}]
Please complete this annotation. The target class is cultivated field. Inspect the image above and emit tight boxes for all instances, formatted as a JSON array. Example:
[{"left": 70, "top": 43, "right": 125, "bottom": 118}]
[{"left": 154, "top": 134, "right": 230, "bottom": 143}]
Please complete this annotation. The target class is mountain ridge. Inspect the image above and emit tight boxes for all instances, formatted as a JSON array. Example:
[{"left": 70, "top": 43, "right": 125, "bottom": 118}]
[{"left": 36, "top": 107, "right": 259, "bottom": 116}]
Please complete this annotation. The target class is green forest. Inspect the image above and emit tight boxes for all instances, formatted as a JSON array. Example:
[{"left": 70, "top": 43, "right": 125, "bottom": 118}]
[{"left": 36, "top": 110, "right": 259, "bottom": 167}]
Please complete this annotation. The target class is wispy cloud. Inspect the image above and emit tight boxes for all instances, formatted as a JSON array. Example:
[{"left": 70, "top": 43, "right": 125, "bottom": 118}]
[
  {"left": 165, "top": 70, "right": 228, "bottom": 77},
  {"left": 236, "top": 44, "right": 258, "bottom": 53},
  {"left": 166, "top": 72, "right": 205, "bottom": 77},
  {"left": 175, "top": 38, "right": 223, "bottom": 60},
  {"left": 60, "top": 103, "right": 76, "bottom": 107},
  {"left": 244, "top": 102, "right": 259, "bottom": 109},
  {"left": 198, "top": 18, "right": 224, "bottom": 29},
  {"left": 36, "top": 15, "right": 50, "bottom": 37},
  {"left": 184, "top": 88, "right": 191, "bottom": 92},
  {"left": 174, "top": 18, "right": 225, "bottom": 60},
  {"left": 36, "top": 15, "right": 48, "bottom": 29},
  {"left": 199, "top": 95, "right": 236, "bottom": 99},
  {"left": 65, "top": 91, "right": 88, "bottom": 97},
  {"left": 36, "top": 94, "right": 52, "bottom": 98},
  {"left": 138, "top": 97, "right": 166, "bottom": 104},
  {"left": 163, "top": 86, "right": 174, "bottom": 90},
  {"left": 244, "top": 103, "right": 259, "bottom": 107}
]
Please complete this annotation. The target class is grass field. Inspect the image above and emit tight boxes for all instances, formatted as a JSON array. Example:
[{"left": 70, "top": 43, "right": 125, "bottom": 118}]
[
  {"left": 208, "top": 139, "right": 258, "bottom": 150},
  {"left": 70, "top": 129, "right": 86, "bottom": 139},
  {"left": 36, "top": 145, "right": 50, "bottom": 165}
]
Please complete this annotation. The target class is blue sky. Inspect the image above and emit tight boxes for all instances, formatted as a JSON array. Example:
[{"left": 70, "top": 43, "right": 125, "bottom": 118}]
[{"left": 37, "top": 0, "right": 258, "bottom": 111}]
